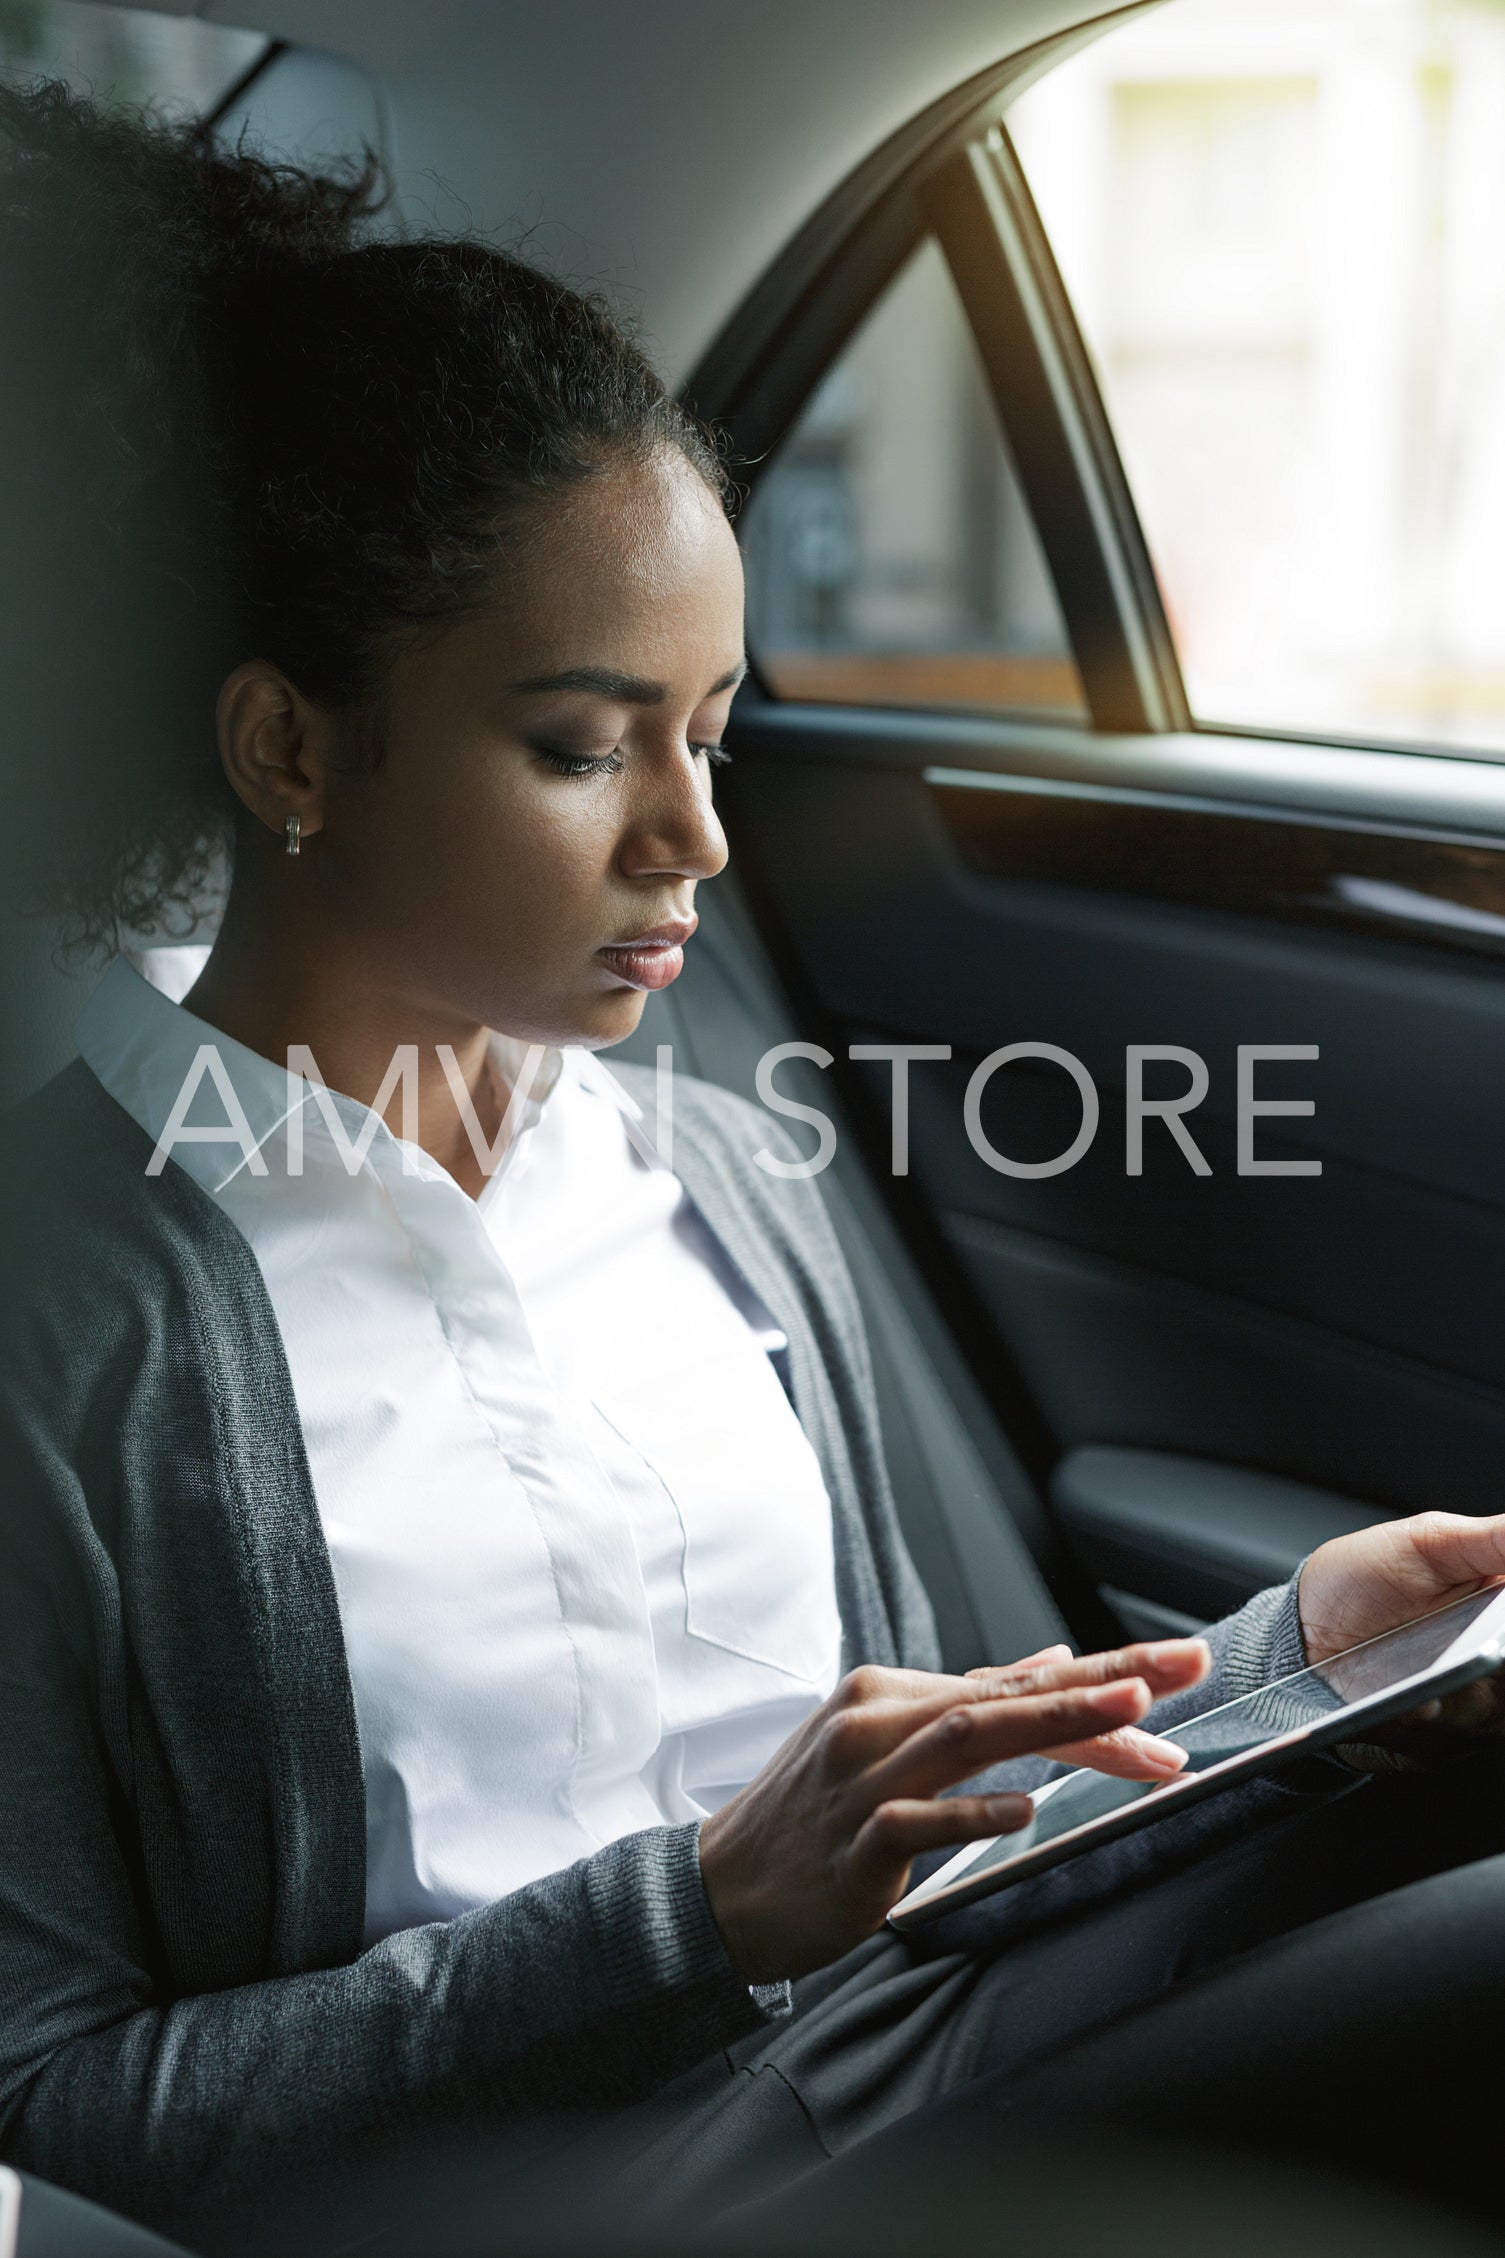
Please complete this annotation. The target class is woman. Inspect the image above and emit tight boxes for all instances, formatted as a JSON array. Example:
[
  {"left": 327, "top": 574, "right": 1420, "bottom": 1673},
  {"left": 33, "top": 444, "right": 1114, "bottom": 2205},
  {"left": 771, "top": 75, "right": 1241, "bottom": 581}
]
[{"left": 4, "top": 80, "right": 1505, "bottom": 2253}]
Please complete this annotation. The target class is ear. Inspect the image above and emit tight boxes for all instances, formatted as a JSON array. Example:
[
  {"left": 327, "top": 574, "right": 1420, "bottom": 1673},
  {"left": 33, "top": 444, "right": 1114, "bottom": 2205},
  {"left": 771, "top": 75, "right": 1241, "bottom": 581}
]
[{"left": 216, "top": 661, "right": 333, "bottom": 845}]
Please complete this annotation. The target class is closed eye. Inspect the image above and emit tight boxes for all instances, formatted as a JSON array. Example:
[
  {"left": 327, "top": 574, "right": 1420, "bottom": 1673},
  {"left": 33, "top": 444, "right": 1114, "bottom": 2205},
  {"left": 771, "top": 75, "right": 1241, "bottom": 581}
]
[
  {"left": 532, "top": 745, "right": 625, "bottom": 779},
  {"left": 531, "top": 741, "right": 730, "bottom": 779}
]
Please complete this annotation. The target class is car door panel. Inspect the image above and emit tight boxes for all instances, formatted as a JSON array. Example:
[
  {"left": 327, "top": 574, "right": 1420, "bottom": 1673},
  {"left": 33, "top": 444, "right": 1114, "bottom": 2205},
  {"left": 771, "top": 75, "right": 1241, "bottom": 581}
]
[
  {"left": 717, "top": 705, "right": 1505, "bottom": 1612},
  {"left": 947, "top": 1212, "right": 1505, "bottom": 1522}
]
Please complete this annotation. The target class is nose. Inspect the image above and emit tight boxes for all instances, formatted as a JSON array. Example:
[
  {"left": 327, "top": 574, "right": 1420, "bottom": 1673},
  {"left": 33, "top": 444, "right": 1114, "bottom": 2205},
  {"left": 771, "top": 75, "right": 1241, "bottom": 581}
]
[{"left": 617, "top": 743, "right": 729, "bottom": 885}]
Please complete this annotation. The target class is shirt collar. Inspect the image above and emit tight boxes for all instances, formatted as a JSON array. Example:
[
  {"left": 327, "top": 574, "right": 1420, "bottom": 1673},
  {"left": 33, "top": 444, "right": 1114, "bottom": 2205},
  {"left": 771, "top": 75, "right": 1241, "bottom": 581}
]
[
  {"left": 75, "top": 954, "right": 307, "bottom": 1195},
  {"left": 73, "top": 951, "right": 656, "bottom": 1196},
  {"left": 568, "top": 1043, "right": 665, "bottom": 1170}
]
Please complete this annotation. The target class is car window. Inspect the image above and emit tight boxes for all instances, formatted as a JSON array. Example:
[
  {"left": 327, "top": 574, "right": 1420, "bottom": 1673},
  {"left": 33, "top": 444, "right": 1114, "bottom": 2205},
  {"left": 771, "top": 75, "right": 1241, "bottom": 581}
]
[
  {"left": 1009, "top": 0, "right": 1505, "bottom": 758},
  {"left": 0, "top": 0, "right": 265, "bottom": 113},
  {"left": 740, "top": 236, "right": 1085, "bottom": 721}
]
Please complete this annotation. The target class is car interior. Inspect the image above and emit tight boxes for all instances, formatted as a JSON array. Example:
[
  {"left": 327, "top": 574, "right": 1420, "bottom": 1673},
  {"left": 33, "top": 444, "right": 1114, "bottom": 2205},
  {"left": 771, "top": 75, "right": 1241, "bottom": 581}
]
[{"left": 5, "top": 0, "right": 1505, "bottom": 2248}]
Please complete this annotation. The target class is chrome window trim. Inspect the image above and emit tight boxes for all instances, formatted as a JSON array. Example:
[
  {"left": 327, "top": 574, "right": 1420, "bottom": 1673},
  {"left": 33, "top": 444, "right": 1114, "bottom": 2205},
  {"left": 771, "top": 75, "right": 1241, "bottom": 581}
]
[{"left": 738, "top": 702, "right": 1505, "bottom": 847}]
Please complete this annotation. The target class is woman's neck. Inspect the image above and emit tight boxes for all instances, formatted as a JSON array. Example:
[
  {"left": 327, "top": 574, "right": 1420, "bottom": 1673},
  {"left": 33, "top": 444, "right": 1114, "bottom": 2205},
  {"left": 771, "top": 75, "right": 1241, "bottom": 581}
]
[{"left": 178, "top": 894, "right": 514, "bottom": 1201}]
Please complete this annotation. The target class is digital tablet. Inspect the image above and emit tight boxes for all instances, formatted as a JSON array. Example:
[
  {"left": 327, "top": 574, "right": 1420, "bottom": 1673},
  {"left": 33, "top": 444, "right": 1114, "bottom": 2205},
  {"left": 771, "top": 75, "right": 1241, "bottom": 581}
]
[
  {"left": 888, "top": 1583, "right": 1505, "bottom": 1932},
  {"left": 0, "top": 2164, "right": 18, "bottom": 2258}
]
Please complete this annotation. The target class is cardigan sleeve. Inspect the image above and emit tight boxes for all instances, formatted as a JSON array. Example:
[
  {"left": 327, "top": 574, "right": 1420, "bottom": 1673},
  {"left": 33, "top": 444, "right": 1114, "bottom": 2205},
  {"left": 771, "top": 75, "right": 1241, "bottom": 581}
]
[
  {"left": 0, "top": 1480, "right": 772, "bottom": 2247},
  {"left": 0, "top": 1069, "right": 788, "bottom": 2244}
]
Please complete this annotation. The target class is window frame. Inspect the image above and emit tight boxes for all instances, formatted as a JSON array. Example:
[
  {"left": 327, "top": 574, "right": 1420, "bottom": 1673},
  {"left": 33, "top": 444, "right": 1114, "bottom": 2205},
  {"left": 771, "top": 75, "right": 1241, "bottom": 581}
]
[{"left": 688, "top": 1, "right": 1190, "bottom": 736}]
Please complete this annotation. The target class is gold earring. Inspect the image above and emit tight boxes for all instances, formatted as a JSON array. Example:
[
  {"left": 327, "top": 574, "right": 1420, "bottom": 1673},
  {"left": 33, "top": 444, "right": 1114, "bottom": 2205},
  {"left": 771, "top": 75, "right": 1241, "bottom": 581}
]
[{"left": 285, "top": 812, "right": 301, "bottom": 858}]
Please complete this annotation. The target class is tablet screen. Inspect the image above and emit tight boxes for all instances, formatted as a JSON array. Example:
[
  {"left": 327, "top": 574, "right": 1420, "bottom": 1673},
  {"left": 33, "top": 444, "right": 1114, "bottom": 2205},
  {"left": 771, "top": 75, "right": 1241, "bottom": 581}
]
[{"left": 892, "top": 1583, "right": 1505, "bottom": 1924}]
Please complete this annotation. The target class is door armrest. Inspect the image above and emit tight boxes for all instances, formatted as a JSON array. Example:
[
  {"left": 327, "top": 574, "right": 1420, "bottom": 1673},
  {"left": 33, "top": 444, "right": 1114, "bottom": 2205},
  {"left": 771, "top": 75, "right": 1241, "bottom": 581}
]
[{"left": 1051, "top": 1445, "right": 1384, "bottom": 1622}]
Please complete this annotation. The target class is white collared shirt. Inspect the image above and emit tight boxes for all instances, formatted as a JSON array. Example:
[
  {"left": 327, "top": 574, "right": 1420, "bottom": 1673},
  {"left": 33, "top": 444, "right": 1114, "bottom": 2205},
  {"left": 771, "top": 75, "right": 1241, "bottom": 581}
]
[{"left": 75, "top": 951, "right": 842, "bottom": 1943}]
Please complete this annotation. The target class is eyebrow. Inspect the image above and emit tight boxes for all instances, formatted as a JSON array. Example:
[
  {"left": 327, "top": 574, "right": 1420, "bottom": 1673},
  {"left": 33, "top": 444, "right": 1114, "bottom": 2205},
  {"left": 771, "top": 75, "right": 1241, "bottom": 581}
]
[{"left": 503, "top": 659, "right": 749, "bottom": 703}]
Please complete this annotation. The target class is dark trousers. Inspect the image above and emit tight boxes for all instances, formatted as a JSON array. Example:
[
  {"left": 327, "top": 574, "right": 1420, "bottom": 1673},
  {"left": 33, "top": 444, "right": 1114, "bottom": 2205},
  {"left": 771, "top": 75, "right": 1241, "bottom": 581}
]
[
  {"left": 604, "top": 1758, "right": 1505, "bottom": 2237},
  {"left": 311, "top": 1762, "right": 1505, "bottom": 2254}
]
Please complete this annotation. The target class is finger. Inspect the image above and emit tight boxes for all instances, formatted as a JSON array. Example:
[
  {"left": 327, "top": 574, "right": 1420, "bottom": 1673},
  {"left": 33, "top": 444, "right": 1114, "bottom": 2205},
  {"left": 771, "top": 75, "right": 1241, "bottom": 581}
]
[
  {"left": 1041, "top": 1723, "right": 1190, "bottom": 1779},
  {"left": 1425, "top": 1678, "right": 1505, "bottom": 1735},
  {"left": 966, "top": 1644, "right": 1072, "bottom": 1678},
  {"left": 832, "top": 1664, "right": 999, "bottom": 1709},
  {"left": 965, "top": 1639, "right": 1210, "bottom": 1704},
  {"left": 1395, "top": 1513, "right": 1505, "bottom": 1599},
  {"left": 817, "top": 1666, "right": 1034, "bottom": 1771},
  {"left": 850, "top": 1791, "right": 1035, "bottom": 1879},
  {"left": 863, "top": 1678, "right": 1154, "bottom": 1804},
  {"left": 823, "top": 1643, "right": 1205, "bottom": 1776},
  {"left": 820, "top": 1655, "right": 1149, "bottom": 1772},
  {"left": 829, "top": 1661, "right": 1079, "bottom": 1729}
]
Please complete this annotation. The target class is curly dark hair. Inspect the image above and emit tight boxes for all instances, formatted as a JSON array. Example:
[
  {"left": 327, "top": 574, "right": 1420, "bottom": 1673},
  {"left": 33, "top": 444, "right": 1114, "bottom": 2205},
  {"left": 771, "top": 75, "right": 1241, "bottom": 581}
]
[{"left": 0, "top": 78, "right": 731, "bottom": 950}]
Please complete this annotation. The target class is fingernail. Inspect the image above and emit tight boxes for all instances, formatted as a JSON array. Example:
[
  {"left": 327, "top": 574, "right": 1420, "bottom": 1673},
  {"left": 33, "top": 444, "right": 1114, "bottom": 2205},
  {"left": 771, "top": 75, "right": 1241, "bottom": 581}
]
[
  {"left": 1137, "top": 1734, "right": 1189, "bottom": 1770},
  {"left": 1147, "top": 1640, "right": 1203, "bottom": 1666},
  {"left": 988, "top": 1794, "right": 1034, "bottom": 1830}
]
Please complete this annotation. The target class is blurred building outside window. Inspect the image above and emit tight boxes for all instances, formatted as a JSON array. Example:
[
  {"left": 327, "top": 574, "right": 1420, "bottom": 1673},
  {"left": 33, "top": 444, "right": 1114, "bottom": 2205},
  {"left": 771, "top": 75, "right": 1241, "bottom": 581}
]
[
  {"left": 740, "top": 237, "right": 1086, "bottom": 721},
  {"left": 1009, "top": 0, "right": 1505, "bottom": 757}
]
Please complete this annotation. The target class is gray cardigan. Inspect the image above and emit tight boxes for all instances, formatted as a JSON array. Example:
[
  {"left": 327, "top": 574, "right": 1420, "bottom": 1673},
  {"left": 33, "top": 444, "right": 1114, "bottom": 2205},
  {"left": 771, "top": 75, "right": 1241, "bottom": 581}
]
[{"left": 0, "top": 1057, "right": 1304, "bottom": 2242}]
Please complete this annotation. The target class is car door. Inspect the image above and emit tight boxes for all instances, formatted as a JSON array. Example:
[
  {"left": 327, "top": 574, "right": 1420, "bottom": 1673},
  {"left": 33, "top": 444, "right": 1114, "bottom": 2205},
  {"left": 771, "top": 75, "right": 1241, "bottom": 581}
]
[{"left": 648, "top": 0, "right": 1505, "bottom": 1643}]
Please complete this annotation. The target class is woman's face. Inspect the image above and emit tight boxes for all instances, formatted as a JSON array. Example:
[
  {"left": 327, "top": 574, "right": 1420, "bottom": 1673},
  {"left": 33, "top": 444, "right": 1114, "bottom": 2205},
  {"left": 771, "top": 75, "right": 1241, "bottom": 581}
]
[{"left": 305, "top": 445, "right": 744, "bottom": 1049}]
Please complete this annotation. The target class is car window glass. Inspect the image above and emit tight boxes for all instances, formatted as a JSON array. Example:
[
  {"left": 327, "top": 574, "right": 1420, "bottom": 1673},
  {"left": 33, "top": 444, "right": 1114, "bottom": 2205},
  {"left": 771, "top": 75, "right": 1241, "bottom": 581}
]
[
  {"left": 0, "top": 0, "right": 265, "bottom": 114},
  {"left": 741, "top": 237, "right": 1085, "bottom": 721},
  {"left": 1010, "top": 0, "right": 1505, "bottom": 757}
]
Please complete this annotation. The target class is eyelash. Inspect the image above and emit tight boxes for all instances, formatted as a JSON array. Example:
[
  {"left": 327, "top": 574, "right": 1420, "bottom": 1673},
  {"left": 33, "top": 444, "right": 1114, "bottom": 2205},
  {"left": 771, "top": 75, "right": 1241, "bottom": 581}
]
[
  {"left": 534, "top": 743, "right": 732, "bottom": 779},
  {"left": 535, "top": 748, "right": 624, "bottom": 779}
]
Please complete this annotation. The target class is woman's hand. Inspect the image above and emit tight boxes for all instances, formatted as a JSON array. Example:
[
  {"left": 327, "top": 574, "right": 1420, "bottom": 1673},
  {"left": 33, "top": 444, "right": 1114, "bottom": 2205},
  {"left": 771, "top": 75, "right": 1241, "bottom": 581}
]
[
  {"left": 1299, "top": 1511, "right": 1505, "bottom": 1761},
  {"left": 696, "top": 1637, "right": 1209, "bottom": 1983}
]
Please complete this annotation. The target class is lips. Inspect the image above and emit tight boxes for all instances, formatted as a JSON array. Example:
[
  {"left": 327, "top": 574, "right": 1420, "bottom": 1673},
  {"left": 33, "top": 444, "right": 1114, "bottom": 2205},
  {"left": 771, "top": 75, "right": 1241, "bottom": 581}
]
[{"left": 597, "top": 914, "right": 697, "bottom": 993}]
